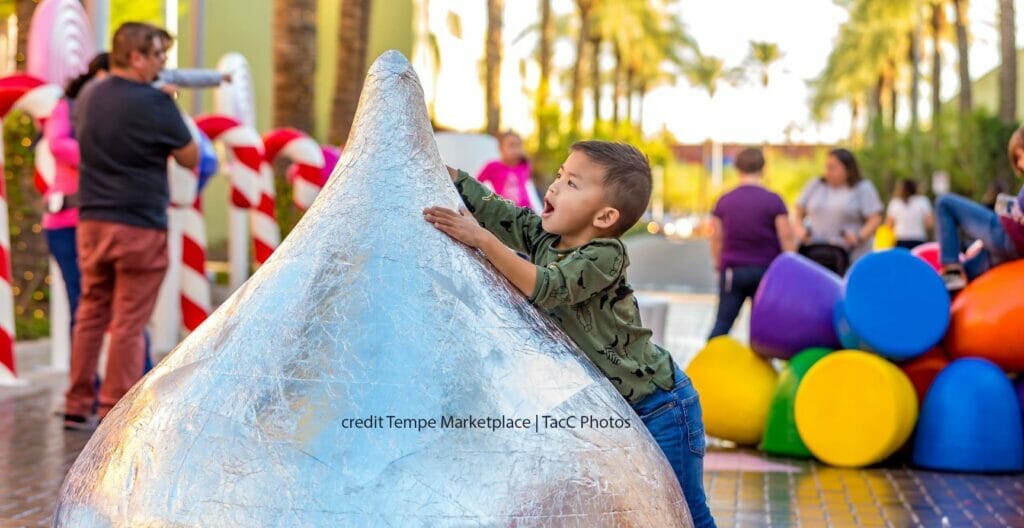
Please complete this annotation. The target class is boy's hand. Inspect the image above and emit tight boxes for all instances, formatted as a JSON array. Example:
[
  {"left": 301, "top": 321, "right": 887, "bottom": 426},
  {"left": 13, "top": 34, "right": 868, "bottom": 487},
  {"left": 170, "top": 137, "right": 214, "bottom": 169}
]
[{"left": 423, "top": 206, "right": 489, "bottom": 248}]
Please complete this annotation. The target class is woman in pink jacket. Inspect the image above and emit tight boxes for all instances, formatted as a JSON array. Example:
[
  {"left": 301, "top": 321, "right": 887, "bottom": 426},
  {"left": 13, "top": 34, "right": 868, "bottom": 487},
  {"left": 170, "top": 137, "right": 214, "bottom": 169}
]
[
  {"left": 476, "top": 130, "right": 541, "bottom": 211},
  {"left": 43, "top": 53, "right": 109, "bottom": 326}
]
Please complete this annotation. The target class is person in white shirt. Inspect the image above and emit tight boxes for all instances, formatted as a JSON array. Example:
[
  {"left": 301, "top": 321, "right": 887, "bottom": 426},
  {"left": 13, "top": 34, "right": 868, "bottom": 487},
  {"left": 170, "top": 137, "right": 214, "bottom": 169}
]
[{"left": 886, "top": 178, "right": 933, "bottom": 249}]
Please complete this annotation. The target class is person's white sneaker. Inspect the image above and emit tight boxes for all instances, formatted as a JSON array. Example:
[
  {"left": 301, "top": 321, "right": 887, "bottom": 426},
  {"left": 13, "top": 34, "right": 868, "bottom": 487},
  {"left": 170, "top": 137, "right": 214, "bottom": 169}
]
[{"left": 941, "top": 268, "right": 967, "bottom": 292}]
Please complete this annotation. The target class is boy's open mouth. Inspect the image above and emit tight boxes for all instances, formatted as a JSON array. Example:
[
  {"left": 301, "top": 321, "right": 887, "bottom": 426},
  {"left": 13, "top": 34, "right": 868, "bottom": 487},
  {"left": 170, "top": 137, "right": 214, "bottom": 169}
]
[{"left": 542, "top": 199, "right": 554, "bottom": 218}]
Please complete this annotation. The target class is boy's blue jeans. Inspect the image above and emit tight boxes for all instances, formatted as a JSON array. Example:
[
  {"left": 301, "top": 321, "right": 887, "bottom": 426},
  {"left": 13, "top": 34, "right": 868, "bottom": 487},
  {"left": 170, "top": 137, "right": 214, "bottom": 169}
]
[
  {"left": 631, "top": 364, "right": 716, "bottom": 528},
  {"left": 935, "top": 194, "right": 1019, "bottom": 279}
]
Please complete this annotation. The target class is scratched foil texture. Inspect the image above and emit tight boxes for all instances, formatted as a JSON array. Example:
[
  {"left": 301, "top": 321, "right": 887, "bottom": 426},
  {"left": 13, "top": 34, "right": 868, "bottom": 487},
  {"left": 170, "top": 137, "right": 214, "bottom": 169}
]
[{"left": 52, "top": 51, "right": 692, "bottom": 528}]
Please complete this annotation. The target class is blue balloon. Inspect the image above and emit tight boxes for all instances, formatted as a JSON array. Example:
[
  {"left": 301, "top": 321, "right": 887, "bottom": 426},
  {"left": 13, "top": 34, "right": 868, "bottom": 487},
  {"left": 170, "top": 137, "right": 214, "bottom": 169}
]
[{"left": 197, "top": 129, "right": 218, "bottom": 190}]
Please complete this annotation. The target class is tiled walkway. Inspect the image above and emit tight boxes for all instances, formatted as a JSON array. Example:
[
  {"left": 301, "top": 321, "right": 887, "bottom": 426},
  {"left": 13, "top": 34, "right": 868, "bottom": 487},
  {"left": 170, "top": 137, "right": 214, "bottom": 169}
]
[{"left": 2, "top": 295, "right": 1022, "bottom": 527}]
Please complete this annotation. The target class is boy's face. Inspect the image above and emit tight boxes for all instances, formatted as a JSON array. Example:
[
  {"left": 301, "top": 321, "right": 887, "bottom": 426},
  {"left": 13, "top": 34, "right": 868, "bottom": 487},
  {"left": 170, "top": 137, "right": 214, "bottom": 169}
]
[{"left": 542, "top": 150, "right": 619, "bottom": 239}]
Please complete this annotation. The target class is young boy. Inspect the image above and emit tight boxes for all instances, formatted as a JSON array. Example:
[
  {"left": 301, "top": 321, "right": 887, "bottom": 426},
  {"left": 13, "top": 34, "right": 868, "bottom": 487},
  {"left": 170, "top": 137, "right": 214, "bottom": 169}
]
[
  {"left": 424, "top": 141, "right": 716, "bottom": 527},
  {"left": 708, "top": 148, "right": 793, "bottom": 338}
]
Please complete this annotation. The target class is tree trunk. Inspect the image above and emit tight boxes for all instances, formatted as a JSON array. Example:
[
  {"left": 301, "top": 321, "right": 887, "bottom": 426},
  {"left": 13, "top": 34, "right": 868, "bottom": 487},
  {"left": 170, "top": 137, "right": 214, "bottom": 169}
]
[
  {"left": 485, "top": 0, "right": 503, "bottom": 135},
  {"left": 624, "top": 66, "right": 634, "bottom": 124},
  {"left": 870, "top": 75, "right": 884, "bottom": 143},
  {"left": 999, "top": 0, "right": 1017, "bottom": 125},
  {"left": 536, "top": 0, "right": 554, "bottom": 150},
  {"left": 15, "top": 0, "right": 35, "bottom": 72},
  {"left": 612, "top": 42, "right": 622, "bottom": 126},
  {"left": 570, "top": 0, "right": 592, "bottom": 135},
  {"left": 590, "top": 35, "right": 601, "bottom": 131},
  {"left": 953, "top": 0, "right": 972, "bottom": 117},
  {"left": 931, "top": 1, "right": 943, "bottom": 149},
  {"left": 850, "top": 98, "right": 861, "bottom": 144},
  {"left": 888, "top": 64, "right": 898, "bottom": 131},
  {"left": 909, "top": 28, "right": 920, "bottom": 133},
  {"left": 273, "top": 0, "right": 318, "bottom": 134},
  {"left": 329, "top": 0, "right": 372, "bottom": 145},
  {"left": 637, "top": 82, "right": 647, "bottom": 131}
]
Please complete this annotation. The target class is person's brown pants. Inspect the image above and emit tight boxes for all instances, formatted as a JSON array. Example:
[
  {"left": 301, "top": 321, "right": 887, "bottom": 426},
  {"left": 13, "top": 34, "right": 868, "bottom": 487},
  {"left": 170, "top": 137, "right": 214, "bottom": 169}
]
[{"left": 65, "top": 220, "right": 168, "bottom": 418}]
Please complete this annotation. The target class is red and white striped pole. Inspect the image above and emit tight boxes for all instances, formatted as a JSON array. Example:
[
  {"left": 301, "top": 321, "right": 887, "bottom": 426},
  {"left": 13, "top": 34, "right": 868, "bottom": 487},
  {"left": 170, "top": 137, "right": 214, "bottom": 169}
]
[
  {"left": 194, "top": 115, "right": 276, "bottom": 286},
  {"left": 262, "top": 128, "right": 326, "bottom": 210},
  {"left": 0, "top": 74, "right": 61, "bottom": 384},
  {"left": 156, "top": 118, "right": 218, "bottom": 339}
]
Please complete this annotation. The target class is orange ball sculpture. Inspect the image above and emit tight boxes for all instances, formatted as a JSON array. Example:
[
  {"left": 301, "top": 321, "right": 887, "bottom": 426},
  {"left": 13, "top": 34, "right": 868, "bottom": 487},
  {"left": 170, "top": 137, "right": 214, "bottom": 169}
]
[{"left": 946, "top": 260, "right": 1024, "bottom": 371}]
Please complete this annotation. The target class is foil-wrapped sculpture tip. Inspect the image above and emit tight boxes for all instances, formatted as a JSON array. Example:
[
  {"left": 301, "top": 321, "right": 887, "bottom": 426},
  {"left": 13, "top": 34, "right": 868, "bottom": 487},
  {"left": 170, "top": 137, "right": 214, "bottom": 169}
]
[
  {"left": 370, "top": 49, "right": 414, "bottom": 76},
  {"left": 53, "top": 50, "right": 693, "bottom": 527}
]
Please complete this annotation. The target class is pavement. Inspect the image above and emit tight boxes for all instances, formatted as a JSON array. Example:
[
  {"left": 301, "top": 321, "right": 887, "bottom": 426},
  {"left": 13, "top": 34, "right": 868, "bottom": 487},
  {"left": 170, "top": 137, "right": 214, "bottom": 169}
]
[{"left": 1, "top": 236, "right": 1022, "bottom": 527}]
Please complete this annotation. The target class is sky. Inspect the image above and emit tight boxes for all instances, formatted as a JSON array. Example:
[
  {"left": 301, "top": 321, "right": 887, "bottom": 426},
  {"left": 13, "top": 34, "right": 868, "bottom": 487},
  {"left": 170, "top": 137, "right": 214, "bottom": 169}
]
[{"left": 416, "top": 0, "right": 1024, "bottom": 145}]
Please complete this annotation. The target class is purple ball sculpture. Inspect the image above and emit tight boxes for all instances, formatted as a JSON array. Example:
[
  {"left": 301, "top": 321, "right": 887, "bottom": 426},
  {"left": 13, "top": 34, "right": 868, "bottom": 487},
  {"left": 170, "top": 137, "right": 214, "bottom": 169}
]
[{"left": 750, "top": 253, "right": 843, "bottom": 359}]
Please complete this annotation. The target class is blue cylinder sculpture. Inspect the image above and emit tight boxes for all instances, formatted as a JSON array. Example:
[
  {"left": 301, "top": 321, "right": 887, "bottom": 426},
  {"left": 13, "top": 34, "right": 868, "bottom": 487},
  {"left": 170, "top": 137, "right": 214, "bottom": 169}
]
[
  {"left": 833, "top": 250, "right": 949, "bottom": 361},
  {"left": 750, "top": 253, "right": 842, "bottom": 359},
  {"left": 913, "top": 358, "right": 1024, "bottom": 473}
]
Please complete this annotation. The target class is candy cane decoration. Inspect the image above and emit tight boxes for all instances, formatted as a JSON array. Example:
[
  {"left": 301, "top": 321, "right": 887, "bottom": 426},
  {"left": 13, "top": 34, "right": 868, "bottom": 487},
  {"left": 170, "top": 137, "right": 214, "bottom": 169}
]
[
  {"left": 194, "top": 115, "right": 278, "bottom": 276},
  {"left": 0, "top": 74, "right": 61, "bottom": 384},
  {"left": 27, "top": 0, "right": 96, "bottom": 91},
  {"left": 177, "top": 126, "right": 218, "bottom": 334},
  {"left": 169, "top": 118, "right": 208, "bottom": 335},
  {"left": 262, "top": 128, "right": 326, "bottom": 210},
  {"left": 150, "top": 116, "right": 203, "bottom": 352}
]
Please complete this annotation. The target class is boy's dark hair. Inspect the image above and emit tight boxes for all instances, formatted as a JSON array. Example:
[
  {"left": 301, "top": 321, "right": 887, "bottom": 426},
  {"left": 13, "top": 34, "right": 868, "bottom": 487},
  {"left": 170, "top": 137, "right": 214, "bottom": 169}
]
[
  {"left": 570, "top": 140, "right": 651, "bottom": 236},
  {"left": 734, "top": 148, "right": 765, "bottom": 174},
  {"left": 111, "top": 22, "right": 160, "bottom": 68}
]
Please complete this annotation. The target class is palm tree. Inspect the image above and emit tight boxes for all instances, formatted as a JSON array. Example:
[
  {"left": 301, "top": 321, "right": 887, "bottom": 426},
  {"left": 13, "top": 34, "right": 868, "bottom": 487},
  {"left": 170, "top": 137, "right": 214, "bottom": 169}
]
[
  {"left": 908, "top": 6, "right": 923, "bottom": 134},
  {"left": 748, "top": 41, "right": 782, "bottom": 88},
  {"left": 485, "top": 0, "right": 503, "bottom": 135},
  {"left": 811, "top": 0, "right": 922, "bottom": 142},
  {"left": 952, "top": 0, "right": 971, "bottom": 116},
  {"left": 684, "top": 52, "right": 741, "bottom": 196},
  {"left": 621, "top": 4, "right": 695, "bottom": 129},
  {"left": 536, "top": 0, "right": 555, "bottom": 150},
  {"left": 272, "top": 0, "right": 317, "bottom": 134},
  {"left": 15, "top": 0, "right": 34, "bottom": 72},
  {"left": 569, "top": 0, "right": 594, "bottom": 135},
  {"left": 999, "top": 0, "right": 1016, "bottom": 125},
  {"left": 930, "top": 0, "right": 945, "bottom": 145},
  {"left": 329, "top": 0, "right": 372, "bottom": 145}
]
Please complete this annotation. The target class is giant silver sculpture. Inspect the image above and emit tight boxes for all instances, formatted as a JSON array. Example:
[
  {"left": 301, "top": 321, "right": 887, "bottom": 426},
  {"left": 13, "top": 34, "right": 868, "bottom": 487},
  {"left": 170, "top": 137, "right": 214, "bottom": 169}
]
[{"left": 54, "top": 51, "right": 692, "bottom": 527}]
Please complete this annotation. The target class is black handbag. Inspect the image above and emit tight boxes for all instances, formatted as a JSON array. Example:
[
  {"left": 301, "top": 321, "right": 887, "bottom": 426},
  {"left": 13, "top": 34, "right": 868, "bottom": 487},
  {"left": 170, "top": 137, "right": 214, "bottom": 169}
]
[{"left": 799, "top": 243, "right": 851, "bottom": 276}]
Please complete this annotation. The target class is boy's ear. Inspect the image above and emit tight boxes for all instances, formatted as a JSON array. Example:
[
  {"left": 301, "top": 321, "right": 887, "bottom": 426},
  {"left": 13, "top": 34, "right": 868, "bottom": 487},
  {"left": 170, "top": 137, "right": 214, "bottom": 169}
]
[{"left": 593, "top": 206, "right": 620, "bottom": 231}]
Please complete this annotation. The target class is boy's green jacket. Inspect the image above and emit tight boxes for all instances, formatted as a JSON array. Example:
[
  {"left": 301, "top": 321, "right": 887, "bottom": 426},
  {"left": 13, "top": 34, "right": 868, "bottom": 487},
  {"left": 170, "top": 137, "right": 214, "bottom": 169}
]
[{"left": 455, "top": 171, "right": 675, "bottom": 403}]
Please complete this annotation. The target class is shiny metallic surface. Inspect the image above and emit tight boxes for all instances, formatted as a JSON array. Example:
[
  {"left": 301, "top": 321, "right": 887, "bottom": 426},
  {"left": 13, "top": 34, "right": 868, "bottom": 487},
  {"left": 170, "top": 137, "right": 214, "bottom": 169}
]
[{"left": 53, "top": 51, "right": 691, "bottom": 527}]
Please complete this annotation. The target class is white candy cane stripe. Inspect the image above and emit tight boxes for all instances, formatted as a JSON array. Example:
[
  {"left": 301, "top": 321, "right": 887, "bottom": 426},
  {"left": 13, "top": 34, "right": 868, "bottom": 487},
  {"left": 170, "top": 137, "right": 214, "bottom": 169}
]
[
  {"left": 195, "top": 115, "right": 279, "bottom": 265},
  {"left": 167, "top": 115, "right": 201, "bottom": 208},
  {"left": 181, "top": 199, "right": 210, "bottom": 332},
  {"left": 0, "top": 74, "right": 60, "bottom": 381},
  {"left": 262, "top": 128, "right": 325, "bottom": 210},
  {"left": 251, "top": 163, "right": 280, "bottom": 264},
  {"left": 34, "top": 138, "right": 56, "bottom": 194}
]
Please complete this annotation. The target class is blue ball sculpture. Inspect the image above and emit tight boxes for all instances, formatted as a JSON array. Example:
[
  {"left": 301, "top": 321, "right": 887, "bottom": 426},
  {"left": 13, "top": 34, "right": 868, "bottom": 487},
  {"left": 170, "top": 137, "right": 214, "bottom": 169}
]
[
  {"left": 913, "top": 358, "right": 1024, "bottom": 473},
  {"left": 834, "top": 249, "right": 949, "bottom": 361}
]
